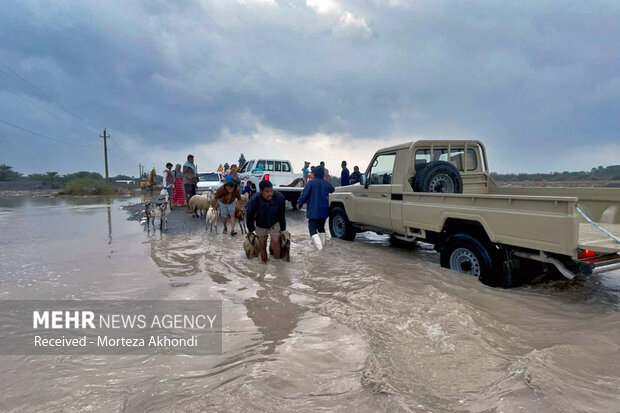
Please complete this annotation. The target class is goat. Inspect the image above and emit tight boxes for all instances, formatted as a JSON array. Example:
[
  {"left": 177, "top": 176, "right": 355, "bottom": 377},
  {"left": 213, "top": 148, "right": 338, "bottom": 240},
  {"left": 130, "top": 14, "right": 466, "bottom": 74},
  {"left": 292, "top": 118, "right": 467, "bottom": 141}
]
[
  {"left": 243, "top": 232, "right": 260, "bottom": 258},
  {"left": 239, "top": 193, "right": 250, "bottom": 208},
  {"left": 280, "top": 230, "right": 291, "bottom": 262},
  {"left": 268, "top": 230, "right": 291, "bottom": 261},
  {"left": 145, "top": 194, "right": 171, "bottom": 231},
  {"left": 235, "top": 208, "right": 247, "bottom": 234},
  {"left": 205, "top": 206, "right": 218, "bottom": 233}
]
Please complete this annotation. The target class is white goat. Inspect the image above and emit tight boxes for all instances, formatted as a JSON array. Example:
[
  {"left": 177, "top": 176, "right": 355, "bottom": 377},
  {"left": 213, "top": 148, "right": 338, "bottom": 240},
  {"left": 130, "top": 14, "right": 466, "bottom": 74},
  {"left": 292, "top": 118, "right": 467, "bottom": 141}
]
[
  {"left": 239, "top": 193, "right": 249, "bottom": 208},
  {"left": 205, "top": 206, "right": 218, "bottom": 233},
  {"left": 145, "top": 194, "right": 171, "bottom": 231}
]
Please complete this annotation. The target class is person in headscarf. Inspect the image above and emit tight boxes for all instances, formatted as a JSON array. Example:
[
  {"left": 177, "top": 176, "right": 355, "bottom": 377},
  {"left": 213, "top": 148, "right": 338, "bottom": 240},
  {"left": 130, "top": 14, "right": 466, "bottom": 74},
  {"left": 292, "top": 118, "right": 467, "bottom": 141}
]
[
  {"left": 172, "top": 163, "right": 185, "bottom": 207},
  {"left": 229, "top": 164, "right": 241, "bottom": 187}
]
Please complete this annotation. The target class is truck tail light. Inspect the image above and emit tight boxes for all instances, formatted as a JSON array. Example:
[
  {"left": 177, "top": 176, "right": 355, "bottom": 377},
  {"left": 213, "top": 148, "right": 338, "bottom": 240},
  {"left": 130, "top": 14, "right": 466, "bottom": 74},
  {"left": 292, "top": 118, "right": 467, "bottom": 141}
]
[
  {"left": 263, "top": 174, "right": 270, "bottom": 181},
  {"left": 578, "top": 249, "right": 597, "bottom": 259}
]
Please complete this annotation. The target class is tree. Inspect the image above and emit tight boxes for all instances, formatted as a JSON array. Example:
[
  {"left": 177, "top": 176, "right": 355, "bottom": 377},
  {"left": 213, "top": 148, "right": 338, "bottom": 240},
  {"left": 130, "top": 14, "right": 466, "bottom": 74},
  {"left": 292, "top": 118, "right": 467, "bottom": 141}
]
[
  {"left": 0, "top": 164, "right": 22, "bottom": 181},
  {"left": 45, "top": 172, "right": 59, "bottom": 188},
  {"left": 238, "top": 153, "right": 246, "bottom": 167},
  {"left": 28, "top": 173, "right": 47, "bottom": 182}
]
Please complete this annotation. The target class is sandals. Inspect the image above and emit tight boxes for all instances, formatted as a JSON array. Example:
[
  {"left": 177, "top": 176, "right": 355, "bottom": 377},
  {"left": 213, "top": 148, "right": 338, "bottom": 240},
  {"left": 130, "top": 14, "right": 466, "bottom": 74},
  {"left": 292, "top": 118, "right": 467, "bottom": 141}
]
[{"left": 231, "top": 231, "right": 237, "bottom": 237}]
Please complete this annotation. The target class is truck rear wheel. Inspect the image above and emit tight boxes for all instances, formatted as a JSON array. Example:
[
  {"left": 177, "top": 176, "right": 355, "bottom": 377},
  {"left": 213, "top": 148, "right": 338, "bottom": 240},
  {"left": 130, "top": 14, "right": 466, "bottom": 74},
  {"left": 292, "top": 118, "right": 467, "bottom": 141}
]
[
  {"left": 440, "top": 233, "right": 499, "bottom": 286},
  {"left": 329, "top": 207, "right": 356, "bottom": 241},
  {"left": 414, "top": 161, "right": 463, "bottom": 193}
]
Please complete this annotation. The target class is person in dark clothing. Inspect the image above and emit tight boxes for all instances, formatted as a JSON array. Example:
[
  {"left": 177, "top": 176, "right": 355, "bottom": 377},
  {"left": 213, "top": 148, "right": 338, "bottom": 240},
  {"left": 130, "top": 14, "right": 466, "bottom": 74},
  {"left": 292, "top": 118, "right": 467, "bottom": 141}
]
[
  {"left": 243, "top": 181, "right": 253, "bottom": 196},
  {"left": 297, "top": 166, "right": 334, "bottom": 250},
  {"left": 246, "top": 180, "right": 287, "bottom": 262},
  {"left": 319, "top": 161, "right": 330, "bottom": 179},
  {"left": 340, "top": 160, "right": 350, "bottom": 186},
  {"left": 183, "top": 154, "right": 199, "bottom": 213},
  {"left": 349, "top": 165, "right": 362, "bottom": 185}
]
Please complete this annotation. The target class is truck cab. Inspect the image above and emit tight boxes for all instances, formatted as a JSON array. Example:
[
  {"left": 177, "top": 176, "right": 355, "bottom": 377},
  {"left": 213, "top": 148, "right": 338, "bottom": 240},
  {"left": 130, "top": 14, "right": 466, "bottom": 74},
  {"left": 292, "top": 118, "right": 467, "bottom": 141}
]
[{"left": 334, "top": 140, "right": 489, "bottom": 232}]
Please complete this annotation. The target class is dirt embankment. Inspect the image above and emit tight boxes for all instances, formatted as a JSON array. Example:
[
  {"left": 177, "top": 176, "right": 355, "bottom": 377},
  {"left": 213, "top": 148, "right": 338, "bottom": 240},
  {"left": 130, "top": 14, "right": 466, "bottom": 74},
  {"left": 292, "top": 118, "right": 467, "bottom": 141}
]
[{"left": 497, "top": 179, "right": 620, "bottom": 188}]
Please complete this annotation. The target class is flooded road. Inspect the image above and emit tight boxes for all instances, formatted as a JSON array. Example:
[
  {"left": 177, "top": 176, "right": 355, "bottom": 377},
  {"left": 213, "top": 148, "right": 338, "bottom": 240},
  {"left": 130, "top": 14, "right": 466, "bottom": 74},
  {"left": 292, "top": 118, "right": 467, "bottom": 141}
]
[{"left": 1, "top": 195, "right": 620, "bottom": 412}]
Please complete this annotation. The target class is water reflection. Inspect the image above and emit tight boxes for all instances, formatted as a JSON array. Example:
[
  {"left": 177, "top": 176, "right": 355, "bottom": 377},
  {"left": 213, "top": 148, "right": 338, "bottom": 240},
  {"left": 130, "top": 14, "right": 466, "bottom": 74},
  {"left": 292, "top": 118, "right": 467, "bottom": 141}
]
[
  {"left": 106, "top": 202, "right": 112, "bottom": 245},
  {"left": 244, "top": 273, "right": 302, "bottom": 355}
]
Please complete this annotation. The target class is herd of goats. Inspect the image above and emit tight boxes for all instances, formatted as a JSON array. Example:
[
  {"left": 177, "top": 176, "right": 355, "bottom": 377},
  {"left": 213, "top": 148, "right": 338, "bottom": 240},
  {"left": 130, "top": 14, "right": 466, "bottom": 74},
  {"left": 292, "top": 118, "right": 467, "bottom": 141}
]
[{"left": 143, "top": 191, "right": 291, "bottom": 261}]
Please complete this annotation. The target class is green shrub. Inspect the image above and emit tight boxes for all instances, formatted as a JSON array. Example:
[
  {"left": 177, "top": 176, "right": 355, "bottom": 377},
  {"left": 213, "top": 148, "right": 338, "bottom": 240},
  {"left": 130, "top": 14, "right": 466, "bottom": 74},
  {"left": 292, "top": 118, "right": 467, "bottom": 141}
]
[{"left": 60, "top": 177, "right": 118, "bottom": 195}]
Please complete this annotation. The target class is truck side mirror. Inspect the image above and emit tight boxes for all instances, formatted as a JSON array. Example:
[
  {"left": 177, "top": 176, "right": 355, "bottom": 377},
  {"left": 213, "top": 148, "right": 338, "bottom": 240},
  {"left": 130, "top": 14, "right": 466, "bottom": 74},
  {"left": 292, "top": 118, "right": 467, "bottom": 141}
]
[{"left": 362, "top": 174, "right": 369, "bottom": 189}]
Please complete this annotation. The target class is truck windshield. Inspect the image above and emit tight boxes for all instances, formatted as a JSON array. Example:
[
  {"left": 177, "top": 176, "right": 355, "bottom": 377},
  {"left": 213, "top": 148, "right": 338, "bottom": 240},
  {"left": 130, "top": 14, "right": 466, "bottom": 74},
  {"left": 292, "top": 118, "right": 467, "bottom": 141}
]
[
  {"left": 368, "top": 154, "right": 396, "bottom": 185},
  {"left": 199, "top": 173, "right": 219, "bottom": 182},
  {"left": 240, "top": 160, "right": 254, "bottom": 173}
]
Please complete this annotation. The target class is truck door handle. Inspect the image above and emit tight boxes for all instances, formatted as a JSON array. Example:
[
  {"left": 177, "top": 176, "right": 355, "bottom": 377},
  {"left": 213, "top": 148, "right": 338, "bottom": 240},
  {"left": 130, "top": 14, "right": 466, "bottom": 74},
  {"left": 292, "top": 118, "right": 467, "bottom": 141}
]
[
  {"left": 359, "top": 194, "right": 368, "bottom": 198},
  {"left": 381, "top": 194, "right": 388, "bottom": 198}
]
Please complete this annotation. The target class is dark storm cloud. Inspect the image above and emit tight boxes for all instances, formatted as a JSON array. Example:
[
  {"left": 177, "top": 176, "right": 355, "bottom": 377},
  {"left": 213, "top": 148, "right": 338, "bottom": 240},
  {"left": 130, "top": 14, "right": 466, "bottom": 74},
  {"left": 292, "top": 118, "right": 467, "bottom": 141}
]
[{"left": 1, "top": 0, "right": 619, "bottom": 174}]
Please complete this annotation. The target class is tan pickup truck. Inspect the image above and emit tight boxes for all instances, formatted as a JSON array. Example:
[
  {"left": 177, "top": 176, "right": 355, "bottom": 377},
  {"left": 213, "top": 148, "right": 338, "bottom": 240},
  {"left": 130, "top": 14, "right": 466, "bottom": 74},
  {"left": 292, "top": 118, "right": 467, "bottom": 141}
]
[{"left": 328, "top": 140, "right": 620, "bottom": 287}]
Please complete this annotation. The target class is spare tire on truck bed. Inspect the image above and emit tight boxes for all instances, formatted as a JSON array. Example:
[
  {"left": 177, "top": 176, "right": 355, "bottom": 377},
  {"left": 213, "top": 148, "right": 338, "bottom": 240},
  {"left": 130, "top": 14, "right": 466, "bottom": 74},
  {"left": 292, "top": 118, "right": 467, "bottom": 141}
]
[{"left": 413, "top": 160, "right": 463, "bottom": 193}]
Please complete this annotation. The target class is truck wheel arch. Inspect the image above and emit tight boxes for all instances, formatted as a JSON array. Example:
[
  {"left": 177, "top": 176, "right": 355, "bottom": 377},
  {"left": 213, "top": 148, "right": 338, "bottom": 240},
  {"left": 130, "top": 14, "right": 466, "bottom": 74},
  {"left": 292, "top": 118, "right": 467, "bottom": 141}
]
[{"left": 439, "top": 217, "right": 495, "bottom": 247}]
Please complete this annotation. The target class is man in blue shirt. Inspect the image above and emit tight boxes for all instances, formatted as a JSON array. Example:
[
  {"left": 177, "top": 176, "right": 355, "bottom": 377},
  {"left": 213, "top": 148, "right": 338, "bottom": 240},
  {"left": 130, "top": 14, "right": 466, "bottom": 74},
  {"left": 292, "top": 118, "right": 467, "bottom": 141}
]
[
  {"left": 302, "top": 161, "right": 310, "bottom": 184},
  {"left": 340, "top": 161, "right": 350, "bottom": 186},
  {"left": 297, "top": 166, "right": 334, "bottom": 251}
]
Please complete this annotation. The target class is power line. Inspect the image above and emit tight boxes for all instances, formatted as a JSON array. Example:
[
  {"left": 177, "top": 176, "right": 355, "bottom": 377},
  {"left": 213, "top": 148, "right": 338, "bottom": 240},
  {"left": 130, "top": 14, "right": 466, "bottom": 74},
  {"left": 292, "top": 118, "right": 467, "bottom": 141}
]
[
  {"left": 0, "top": 61, "right": 92, "bottom": 126},
  {"left": 0, "top": 118, "right": 96, "bottom": 148},
  {"left": 110, "top": 137, "right": 133, "bottom": 162}
]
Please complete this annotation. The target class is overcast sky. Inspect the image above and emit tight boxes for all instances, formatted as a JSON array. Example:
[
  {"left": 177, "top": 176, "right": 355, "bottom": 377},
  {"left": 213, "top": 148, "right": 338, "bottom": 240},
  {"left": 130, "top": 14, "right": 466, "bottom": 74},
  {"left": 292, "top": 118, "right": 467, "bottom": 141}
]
[{"left": 1, "top": 0, "right": 619, "bottom": 176}]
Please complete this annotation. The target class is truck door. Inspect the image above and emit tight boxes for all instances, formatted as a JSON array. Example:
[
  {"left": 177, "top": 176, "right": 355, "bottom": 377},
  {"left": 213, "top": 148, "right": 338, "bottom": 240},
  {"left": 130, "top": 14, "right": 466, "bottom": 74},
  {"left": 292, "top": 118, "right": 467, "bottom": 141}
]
[{"left": 356, "top": 153, "right": 396, "bottom": 230}]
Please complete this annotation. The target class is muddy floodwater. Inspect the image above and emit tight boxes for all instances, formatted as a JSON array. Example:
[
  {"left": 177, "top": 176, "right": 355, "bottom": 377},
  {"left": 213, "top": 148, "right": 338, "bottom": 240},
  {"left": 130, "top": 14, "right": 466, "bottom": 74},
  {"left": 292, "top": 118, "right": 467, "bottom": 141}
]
[{"left": 1, "top": 195, "right": 620, "bottom": 412}]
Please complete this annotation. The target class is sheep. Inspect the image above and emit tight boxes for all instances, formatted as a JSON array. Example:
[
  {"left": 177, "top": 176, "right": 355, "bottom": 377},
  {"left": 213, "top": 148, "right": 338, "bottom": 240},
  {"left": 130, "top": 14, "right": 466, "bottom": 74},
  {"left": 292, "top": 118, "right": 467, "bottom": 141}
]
[
  {"left": 145, "top": 194, "right": 171, "bottom": 231},
  {"left": 188, "top": 193, "right": 212, "bottom": 218},
  {"left": 205, "top": 206, "right": 218, "bottom": 233},
  {"left": 243, "top": 232, "right": 260, "bottom": 258}
]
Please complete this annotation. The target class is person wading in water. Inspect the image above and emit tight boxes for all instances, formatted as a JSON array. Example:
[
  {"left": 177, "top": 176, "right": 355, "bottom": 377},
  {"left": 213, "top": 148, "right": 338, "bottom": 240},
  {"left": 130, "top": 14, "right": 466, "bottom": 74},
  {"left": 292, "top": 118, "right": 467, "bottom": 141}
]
[
  {"left": 297, "top": 166, "right": 334, "bottom": 251},
  {"left": 246, "top": 180, "right": 287, "bottom": 262}
]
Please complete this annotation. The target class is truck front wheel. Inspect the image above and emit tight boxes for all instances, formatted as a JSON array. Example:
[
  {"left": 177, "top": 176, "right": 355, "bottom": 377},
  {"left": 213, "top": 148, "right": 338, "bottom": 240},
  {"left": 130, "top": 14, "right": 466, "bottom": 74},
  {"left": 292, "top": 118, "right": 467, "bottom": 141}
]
[
  {"left": 329, "top": 207, "right": 356, "bottom": 241},
  {"left": 440, "top": 233, "right": 499, "bottom": 286}
]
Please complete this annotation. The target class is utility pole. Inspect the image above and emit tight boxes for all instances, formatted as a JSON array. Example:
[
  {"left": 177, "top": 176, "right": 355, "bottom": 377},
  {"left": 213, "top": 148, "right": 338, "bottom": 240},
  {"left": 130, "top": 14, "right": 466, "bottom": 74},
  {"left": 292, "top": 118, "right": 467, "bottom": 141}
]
[
  {"left": 139, "top": 162, "right": 142, "bottom": 179},
  {"left": 100, "top": 128, "right": 110, "bottom": 183}
]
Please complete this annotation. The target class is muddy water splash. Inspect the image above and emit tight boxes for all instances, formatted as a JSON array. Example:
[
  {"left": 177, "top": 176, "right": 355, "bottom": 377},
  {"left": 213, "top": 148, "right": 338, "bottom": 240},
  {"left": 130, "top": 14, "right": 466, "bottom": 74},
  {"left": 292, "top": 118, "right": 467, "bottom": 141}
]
[{"left": 1, "top": 195, "right": 620, "bottom": 412}]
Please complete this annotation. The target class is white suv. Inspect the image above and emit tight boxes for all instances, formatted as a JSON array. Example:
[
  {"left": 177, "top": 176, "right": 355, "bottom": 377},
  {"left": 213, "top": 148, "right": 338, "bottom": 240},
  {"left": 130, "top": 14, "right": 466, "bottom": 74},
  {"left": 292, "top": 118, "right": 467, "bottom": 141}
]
[{"left": 196, "top": 172, "right": 224, "bottom": 193}]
